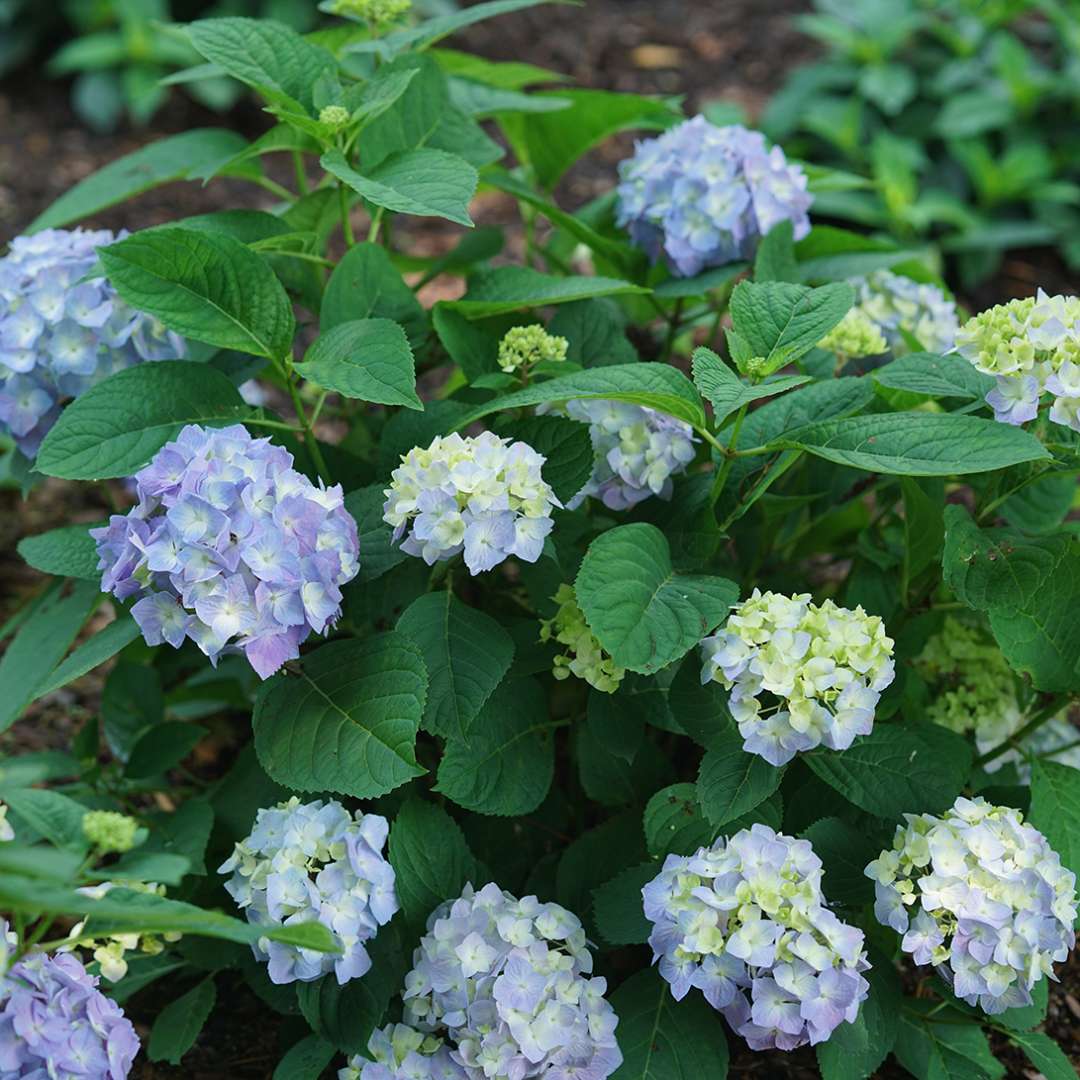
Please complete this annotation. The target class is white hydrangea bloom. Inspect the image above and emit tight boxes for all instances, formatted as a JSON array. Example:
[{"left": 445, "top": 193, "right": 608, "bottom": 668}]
[
  {"left": 853, "top": 270, "right": 959, "bottom": 356},
  {"left": 700, "top": 590, "right": 895, "bottom": 766}
]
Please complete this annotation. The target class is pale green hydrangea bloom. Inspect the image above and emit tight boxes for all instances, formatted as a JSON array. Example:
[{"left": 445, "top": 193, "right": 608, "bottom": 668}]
[
  {"left": 852, "top": 270, "right": 959, "bottom": 356},
  {"left": 328, "top": 0, "right": 412, "bottom": 24},
  {"left": 82, "top": 810, "right": 138, "bottom": 854},
  {"left": 497, "top": 325, "right": 569, "bottom": 374},
  {"left": 817, "top": 307, "right": 887, "bottom": 361},
  {"left": 539, "top": 584, "right": 625, "bottom": 693},
  {"left": 319, "top": 105, "right": 351, "bottom": 130}
]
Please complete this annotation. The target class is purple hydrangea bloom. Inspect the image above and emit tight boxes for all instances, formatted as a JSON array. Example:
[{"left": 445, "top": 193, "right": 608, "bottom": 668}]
[
  {"left": 643, "top": 825, "right": 870, "bottom": 1051},
  {"left": 92, "top": 424, "right": 359, "bottom": 679},
  {"left": 219, "top": 798, "right": 397, "bottom": 986},
  {"left": 0, "top": 228, "right": 184, "bottom": 457},
  {"left": 344, "top": 882, "right": 622, "bottom": 1079},
  {"left": 866, "top": 797, "right": 1077, "bottom": 1014},
  {"left": 0, "top": 931, "right": 140, "bottom": 1078},
  {"left": 616, "top": 117, "right": 812, "bottom": 278}
]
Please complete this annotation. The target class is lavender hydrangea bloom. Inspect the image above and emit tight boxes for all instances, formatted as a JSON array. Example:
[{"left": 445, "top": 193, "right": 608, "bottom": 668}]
[
  {"left": 92, "top": 424, "right": 359, "bottom": 679},
  {"left": 866, "top": 796, "right": 1077, "bottom": 1014},
  {"left": 616, "top": 117, "right": 812, "bottom": 278},
  {"left": 219, "top": 798, "right": 397, "bottom": 986},
  {"left": 383, "top": 433, "right": 559, "bottom": 576},
  {"left": 0, "top": 932, "right": 140, "bottom": 1078},
  {"left": 344, "top": 882, "right": 622, "bottom": 1080},
  {"left": 643, "top": 825, "right": 869, "bottom": 1051},
  {"left": 0, "top": 228, "right": 184, "bottom": 457},
  {"left": 852, "top": 270, "right": 959, "bottom": 356}
]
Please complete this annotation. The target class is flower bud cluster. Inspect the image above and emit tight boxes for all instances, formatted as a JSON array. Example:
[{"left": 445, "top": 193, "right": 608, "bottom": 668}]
[
  {"left": 344, "top": 882, "right": 622, "bottom": 1080},
  {"left": 83, "top": 810, "right": 139, "bottom": 854},
  {"left": 817, "top": 308, "right": 887, "bottom": 361},
  {"left": 866, "top": 796, "right": 1077, "bottom": 1014},
  {"left": 383, "top": 432, "right": 559, "bottom": 575},
  {"left": 616, "top": 117, "right": 812, "bottom": 278},
  {"left": 93, "top": 423, "right": 359, "bottom": 679},
  {"left": 643, "top": 825, "right": 869, "bottom": 1051},
  {"left": 497, "top": 325, "right": 568, "bottom": 375},
  {"left": 219, "top": 797, "right": 397, "bottom": 986},
  {"left": 0, "top": 228, "right": 184, "bottom": 457},
  {"left": 852, "top": 270, "right": 959, "bottom": 356},
  {"left": 328, "top": 0, "right": 412, "bottom": 25},
  {"left": 700, "top": 590, "right": 895, "bottom": 766},
  {"left": 539, "top": 583, "right": 625, "bottom": 693},
  {"left": 0, "top": 923, "right": 140, "bottom": 1078},
  {"left": 955, "top": 289, "right": 1080, "bottom": 430}
]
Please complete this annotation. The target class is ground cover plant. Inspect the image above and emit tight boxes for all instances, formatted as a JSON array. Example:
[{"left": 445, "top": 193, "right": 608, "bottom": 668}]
[{"left": 1, "top": 1, "right": 1080, "bottom": 1077}]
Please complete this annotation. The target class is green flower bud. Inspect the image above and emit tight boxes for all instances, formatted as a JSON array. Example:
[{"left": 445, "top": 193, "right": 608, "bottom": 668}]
[
  {"left": 319, "top": 104, "right": 351, "bottom": 131},
  {"left": 498, "top": 325, "right": 569, "bottom": 374},
  {"left": 818, "top": 307, "right": 887, "bottom": 361},
  {"left": 540, "top": 584, "right": 624, "bottom": 693},
  {"left": 328, "top": 0, "right": 412, "bottom": 25},
  {"left": 82, "top": 810, "right": 139, "bottom": 854}
]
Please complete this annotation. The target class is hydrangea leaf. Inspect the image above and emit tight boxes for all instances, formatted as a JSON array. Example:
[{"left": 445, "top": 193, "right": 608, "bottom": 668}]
[
  {"left": 33, "top": 616, "right": 140, "bottom": 701},
  {"left": 1008, "top": 1031, "right": 1078, "bottom": 1080},
  {"left": 696, "top": 727, "right": 784, "bottom": 827},
  {"left": 252, "top": 633, "right": 427, "bottom": 799},
  {"left": 497, "top": 414, "right": 595, "bottom": 505},
  {"left": 608, "top": 968, "right": 730, "bottom": 1080},
  {"left": 801, "top": 817, "right": 881, "bottom": 907},
  {"left": 872, "top": 352, "right": 995, "bottom": 402},
  {"left": 125, "top": 721, "right": 206, "bottom": 780},
  {"left": 556, "top": 811, "right": 646, "bottom": 927},
  {"left": 397, "top": 591, "right": 514, "bottom": 742},
  {"left": 435, "top": 678, "right": 556, "bottom": 816},
  {"left": 691, "top": 346, "right": 811, "bottom": 428},
  {"left": 893, "top": 1000, "right": 1005, "bottom": 1080},
  {"left": 355, "top": 54, "right": 447, "bottom": 168},
  {"left": 592, "top": 862, "right": 656, "bottom": 946},
  {"left": 644, "top": 783, "right": 717, "bottom": 858},
  {"left": 1029, "top": 760, "right": 1080, "bottom": 880},
  {"left": 99, "top": 228, "right": 295, "bottom": 359},
  {"left": 147, "top": 977, "right": 217, "bottom": 1066},
  {"left": 384, "top": 0, "right": 573, "bottom": 53},
  {"left": 344, "top": 485, "right": 409, "bottom": 584},
  {"left": 271, "top": 1034, "right": 337, "bottom": 1080},
  {"left": 0, "top": 788, "right": 88, "bottom": 851},
  {"left": 297, "top": 318, "right": 421, "bottom": 410},
  {"left": 17, "top": 522, "right": 104, "bottom": 581},
  {"left": 575, "top": 524, "right": 738, "bottom": 674},
  {"left": 653, "top": 264, "right": 747, "bottom": 300},
  {"left": 754, "top": 219, "right": 799, "bottom": 283},
  {"left": 575, "top": 724, "right": 673, "bottom": 808}
]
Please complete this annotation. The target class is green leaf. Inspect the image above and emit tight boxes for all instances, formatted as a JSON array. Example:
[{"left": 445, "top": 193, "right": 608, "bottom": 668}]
[
  {"left": 576, "top": 724, "right": 673, "bottom": 808},
  {"left": 397, "top": 591, "right": 514, "bottom": 741},
  {"left": 754, "top": 219, "right": 799, "bottom": 283},
  {"left": 801, "top": 817, "right": 879, "bottom": 907},
  {"left": 36, "top": 616, "right": 142, "bottom": 699},
  {"left": 609, "top": 968, "right": 729, "bottom": 1080},
  {"left": 0, "top": 788, "right": 87, "bottom": 850},
  {"left": 142, "top": 799, "right": 214, "bottom": 876},
  {"left": 697, "top": 727, "right": 784, "bottom": 828},
  {"left": 690, "top": 347, "right": 810, "bottom": 428},
  {"left": 273, "top": 1034, "right": 337, "bottom": 1080},
  {"left": 388, "top": 798, "right": 481, "bottom": 927},
  {"left": 322, "top": 147, "right": 477, "bottom": 227},
  {"left": 29, "top": 129, "right": 250, "bottom": 232},
  {"left": 125, "top": 721, "right": 206, "bottom": 779},
  {"left": 549, "top": 299, "right": 638, "bottom": 367},
  {"left": 345, "top": 485, "right": 408, "bottom": 583},
  {"left": 102, "top": 662, "right": 162, "bottom": 761},
  {"left": 253, "top": 633, "right": 427, "bottom": 799},
  {"left": 436, "top": 678, "right": 556, "bottom": 815},
  {"left": 499, "top": 414, "right": 594, "bottom": 505},
  {"left": 729, "top": 280, "right": 853, "bottom": 370},
  {"left": 575, "top": 524, "right": 737, "bottom": 674},
  {"left": 357, "top": 54, "right": 447, "bottom": 168},
  {"left": 806, "top": 724, "right": 969, "bottom": 819},
  {"left": 297, "top": 319, "right": 421, "bottom": 409},
  {"left": 653, "top": 264, "right": 747, "bottom": 300},
  {"left": 442, "top": 266, "right": 649, "bottom": 320},
  {"left": 894, "top": 1000, "right": 1005, "bottom": 1080},
  {"left": 644, "top": 783, "right": 717, "bottom": 858},
  {"left": 872, "top": 352, "right": 995, "bottom": 402},
  {"left": 1029, "top": 760, "right": 1080, "bottom": 880},
  {"left": 148, "top": 977, "right": 217, "bottom": 1065},
  {"left": 385, "top": 0, "right": 570, "bottom": 53},
  {"left": 592, "top": 862, "right": 656, "bottom": 946},
  {"left": 0, "top": 581, "right": 99, "bottom": 733},
  {"left": 776, "top": 413, "right": 1051, "bottom": 476},
  {"left": 36, "top": 362, "right": 252, "bottom": 481},
  {"left": 1009, "top": 1031, "right": 1077, "bottom": 1080},
  {"left": 902, "top": 477, "right": 945, "bottom": 585},
  {"left": 17, "top": 522, "right": 105, "bottom": 580},
  {"left": 100, "top": 228, "right": 295, "bottom": 359}
]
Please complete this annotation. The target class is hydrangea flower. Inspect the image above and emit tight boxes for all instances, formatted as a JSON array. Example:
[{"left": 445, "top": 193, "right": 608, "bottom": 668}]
[
  {"left": 498, "top": 326, "right": 568, "bottom": 375},
  {"left": 328, "top": 0, "right": 412, "bottom": 24},
  {"left": 0, "top": 228, "right": 184, "bottom": 457},
  {"left": 383, "top": 432, "right": 559, "bottom": 576},
  {"left": 219, "top": 797, "right": 397, "bottom": 985},
  {"left": 817, "top": 308, "right": 887, "bottom": 362},
  {"left": 954, "top": 289, "right": 1080, "bottom": 431},
  {"left": 700, "top": 590, "right": 895, "bottom": 766},
  {"left": 553, "top": 399, "right": 696, "bottom": 510},
  {"left": 852, "top": 270, "right": 959, "bottom": 356},
  {"left": 351, "top": 882, "right": 622, "bottom": 1080},
  {"left": 82, "top": 810, "right": 139, "bottom": 854},
  {"left": 539, "top": 583, "right": 625, "bottom": 693},
  {"left": 866, "top": 796, "right": 1077, "bottom": 1013},
  {"left": 616, "top": 117, "right": 812, "bottom": 278},
  {"left": 0, "top": 930, "right": 141, "bottom": 1078},
  {"left": 0, "top": 802, "right": 12, "bottom": 842},
  {"left": 92, "top": 424, "right": 359, "bottom": 679},
  {"left": 643, "top": 825, "right": 869, "bottom": 1050}
]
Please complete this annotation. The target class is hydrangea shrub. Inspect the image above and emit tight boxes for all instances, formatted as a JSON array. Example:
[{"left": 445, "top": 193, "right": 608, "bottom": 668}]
[{"left": 3, "top": 1, "right": 1079, "bottom": 1078}]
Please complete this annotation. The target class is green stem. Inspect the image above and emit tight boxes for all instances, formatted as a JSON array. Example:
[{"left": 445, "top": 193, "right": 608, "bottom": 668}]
[
  {"left": 248, "top": 175, "right": 295, "bottom": 202},
  {"left": 367, "top": 207, "right": 385, "bottom": 245},
  {"left": 977, "top": 464, "right": 1052, "bottom": 522},
  {"left": 1040, "top": 735, "right": 1080, "bottom": 759},
  {"left": 266, "top": 250, "right": 336, "bottom": 269},
  {"left": 661, "top": 299, "right": 684, "bottom": 361},
  {"left": 975, "top": 696, "right": 1068, "bottom": 768},
  {"left": 710, "top": 404, "right": 748, "bottom": 502},
  {"left": 339, "top": 185, "right": 356, "bottom": 247},
  {"left": 310, "top": 390, "right": 330, "bottom": 426},
  {"left": 242, "top": 417, "right": 306, "bottom": 435},
  {"left": 292, "top": 150, "right": 309, "bottom": 196}
]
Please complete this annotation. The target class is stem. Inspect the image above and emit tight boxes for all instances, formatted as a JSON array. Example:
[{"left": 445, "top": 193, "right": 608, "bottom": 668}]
[
  {"left": 977, "top": 463, "right": 1051, "bottom": 522},
  {"left": 285, "top": 376, "right": 332, "bottom": 484},
  {"left": 265, "top": 250, "right": 335, "bottom": 269},
  {"left": 292, "top": 150, "right": 309, "bottom": 196},
  {"left": 975, "top": 696, "right": 1068, "bottom": 767},
  {"left": 661, "top": 300, "right": 684, "bottom": 361},
  {"left": 310, "top": 390, "right": 330, "bottom": 426},
  {"left": 339, "top": 185, "right": 356, "bottom": 247},
  {"left": 1040, "top": 735, "right": 1080, "bottom": 759},
  {"left": 367, "top": 207, "right": 385, "bottom": 245},
  {"left": 242, "top": 417, "right": 306, "bottom": 435},
  {"left": 248, "top": 175, "right": 295, "bottom": 201},
  {"left": 710, "top": 404, "right": 748, "bottom": 502}
]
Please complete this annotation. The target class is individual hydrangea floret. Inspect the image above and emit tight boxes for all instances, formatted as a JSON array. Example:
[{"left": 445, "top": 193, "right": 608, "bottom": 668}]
[
  {"left": 0, "top": 228, "right": 184, "bottom": 457},
  {"left": 340, "top": 1023, "right": 467, "bottom": 1080},
  {"left": 0, "top": 929, "right": 141, "bottom": 1078},
  {"left": 852, "top": 270, "right": 959, "bottom": 357},
  {"left": 553, "top": 398, "right": 696, "bottom": 510},
  {"left": 700, "top": 590, "right": 895, "bottom": 766},
  {"left": 539, "top": 583, "right": 625, "bottom": 693},
  {"left": 643, "top": 825, "right": 869, "bottom": 1050},
  {"left": 92, "top": 424, "right": 359, "bottom": 680},
  {"left": 817, "top": 307, "right": 887, "bottom": 361},
  {"left": 219, "top": 797, "right": 396, "bottom": 986},
  {"left": 82, "top": 810, "right": 139, "bottom": 854},
  {"left": 497, "top": 325, "right": 569, "bottom": 375},
  {"left": 374, "top": 882, "right": 622, "bottom": 1079},
  {"left": 383, "top": 432, "right": 559, "bottom": 576},
  {"left": 954, "top": 289, "right": 1080, "bottom": 431},
  {"left": 866, "top": 796, "right": 1077, "bottom": 1014},
  {"left": 616, "top": 117, "right": 812, "bottom": 278},
  {"left": 0, "top": 802, "right": 12, "bottom": 842}
]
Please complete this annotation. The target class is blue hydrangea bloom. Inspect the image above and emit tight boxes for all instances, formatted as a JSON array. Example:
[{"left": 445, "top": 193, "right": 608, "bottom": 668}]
[
  {"left": 616, "top": 117, "right": 812, "bottom": 278},
  {"left": 866, "top": 796, "right": 1077, "bottom": 1014},
  {"left": 343, "top": 882, "right": 622, "bottom": 1079},
  {"left": 0, "top": 926, "right": 140, "bottom": 1078},
  {"left": 643, "top": 825, "right": 869, "bottom": 1051},
  {"left": 0, "top": 228, "right": 184, "bottom": 457},
  {"left": 219, "top": 798, "right": 397, "bottom": 986},
  {"left": 92, "top": 424, "right": 359, "bottom": 679}
]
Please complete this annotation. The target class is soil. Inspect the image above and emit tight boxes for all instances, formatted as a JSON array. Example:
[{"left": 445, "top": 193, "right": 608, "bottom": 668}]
[{"left": 2, "top": 1, "right": 1079, "bottom": 1077}]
